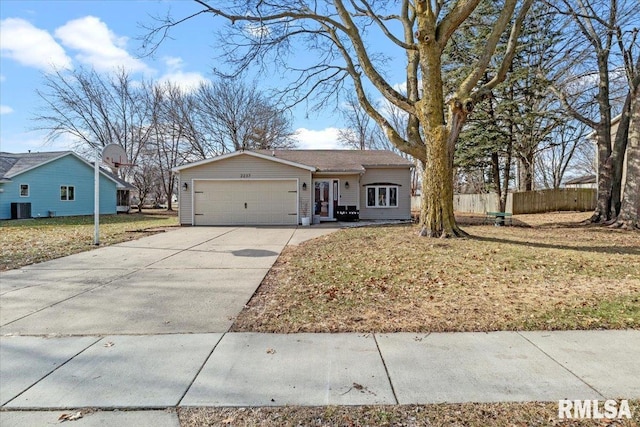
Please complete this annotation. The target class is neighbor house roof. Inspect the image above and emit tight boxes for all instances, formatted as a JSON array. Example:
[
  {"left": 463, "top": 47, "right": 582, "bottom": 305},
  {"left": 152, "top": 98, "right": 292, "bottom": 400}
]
[
  {"left": 564, "top": 174, "right": 596, "bottom": 185},
  {"left": 89, "top": 162, "right": 136, "bottom": 190},
  {"left": 0, "top": 151, "right": 128, "bottom": 187},
  {"left": 173, "top": 149, "right": 413, "bottom": 173},
  {"left": 0, "top": 151, "right": 70, "bottom": 179}
]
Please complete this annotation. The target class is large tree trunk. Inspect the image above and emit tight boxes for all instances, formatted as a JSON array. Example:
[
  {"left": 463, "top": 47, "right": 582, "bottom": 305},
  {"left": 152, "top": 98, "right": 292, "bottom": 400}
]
[
  {"left": 500, "top": 138, "right": 513, "bottom": 214},
  {"left": 518, "top": 153, "right": 534, "bottom": 191},
  {"left": 491, "top": 151, "right": 502, "bottom": 201},
  {"left": 591, "top": 52, "right": 614, "bottom": 223},
  {"left": 592, "top": 127, "right": 613, "bottom": 222},
  {"left": 420, "top": 124, "right": 462, "bottom": 237},
  {"left": 613, "top": 88, "right": 640, "bottom": 229},
  {"left": 616, "top": 139, "right": 640, "bottom": 228},
  {"left": 610, "top": 76, "right": 640, "bottom": 218},
  {"left": 416, "top": 20, "right": 466, "bottom": 238}
]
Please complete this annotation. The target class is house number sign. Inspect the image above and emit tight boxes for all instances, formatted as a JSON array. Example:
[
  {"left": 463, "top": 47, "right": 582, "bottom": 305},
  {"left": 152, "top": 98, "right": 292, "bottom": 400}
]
[{"left": 241, "top": 173, "right": 251, "bottom": 178}]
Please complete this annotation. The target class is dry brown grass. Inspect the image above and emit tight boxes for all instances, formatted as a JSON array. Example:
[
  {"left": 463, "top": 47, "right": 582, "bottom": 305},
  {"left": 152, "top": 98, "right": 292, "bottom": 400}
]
[
  {"left": 232, "top": 212, "right": 640, "bottom": 333},
  {"left": 0, "top": 211, "right": 178, "bottom": 271},
  {"left": 179, "top": 401, "right": 640, "bottom": 426}
]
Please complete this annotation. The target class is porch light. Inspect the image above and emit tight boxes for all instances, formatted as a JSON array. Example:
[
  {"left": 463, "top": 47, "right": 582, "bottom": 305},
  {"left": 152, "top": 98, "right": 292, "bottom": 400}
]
[
  {"left": 182, "top": 182, "right": 188, "bottom": 191},
  {"left": 345, "top": 181, "right": 350, "bottom": 189},
  {"left": 302, "top": 182, "right": 307, "bottom": 191}
]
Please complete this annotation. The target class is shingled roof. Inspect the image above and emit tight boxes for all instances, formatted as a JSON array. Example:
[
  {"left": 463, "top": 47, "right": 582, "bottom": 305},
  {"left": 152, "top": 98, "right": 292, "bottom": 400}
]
[
  {"left": 564, "top": 174, "right": 596, "bottom": 185},
  {"left": 255, "top": 149, "right": 413, "bottom": 172},
  {"left": 0, "top": 151, "right": 133, "bottom": 189},
  {"left": 0, "top": 151, "right": 70, "bottom": 180}
]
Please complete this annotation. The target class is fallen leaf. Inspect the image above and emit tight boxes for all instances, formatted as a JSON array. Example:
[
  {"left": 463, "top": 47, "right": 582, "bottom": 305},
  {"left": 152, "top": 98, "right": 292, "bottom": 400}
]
[
  {"left": 266, "top": 348, "right": 276, "bottom": 354},
  {"left": 58, "top": 411, "right": 82, "bottom": 422},
  {"left": 103, "top": 342, "right": 114, "bottom": 348}
]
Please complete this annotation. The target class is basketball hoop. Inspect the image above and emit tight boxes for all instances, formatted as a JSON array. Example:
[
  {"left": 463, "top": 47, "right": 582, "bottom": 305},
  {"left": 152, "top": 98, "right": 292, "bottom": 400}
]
[
  {"left": 102, "top": 144, "right": 134, "bottom": 168},
  {"left": 94, "top": 144, "right": 134, "bottom": 246}
]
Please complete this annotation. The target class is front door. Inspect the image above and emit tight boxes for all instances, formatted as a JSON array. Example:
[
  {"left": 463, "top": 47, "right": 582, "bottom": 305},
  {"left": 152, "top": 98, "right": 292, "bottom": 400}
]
[{"left": 314, "top": 179, "right": 339, "bottom": 220}]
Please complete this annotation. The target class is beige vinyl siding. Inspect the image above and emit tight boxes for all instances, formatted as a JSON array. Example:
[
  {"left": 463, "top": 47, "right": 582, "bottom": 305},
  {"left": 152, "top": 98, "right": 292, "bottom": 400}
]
[
  {"left": 178, "top": 155, "right": 312, "bottom": 225},
  {"left": 359, "top": 167, "right": 412, "bottom": 220}
]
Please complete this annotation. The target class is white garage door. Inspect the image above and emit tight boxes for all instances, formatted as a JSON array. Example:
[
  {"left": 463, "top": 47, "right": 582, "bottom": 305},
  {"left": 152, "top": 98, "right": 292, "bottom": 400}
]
[{"left": 193, "top": 180, "right": 298, "bottom": 225}]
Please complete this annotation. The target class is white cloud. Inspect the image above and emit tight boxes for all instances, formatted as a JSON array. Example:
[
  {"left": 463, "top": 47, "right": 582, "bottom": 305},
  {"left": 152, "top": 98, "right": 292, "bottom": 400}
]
[
  {"left": 0, "top": 18, "right": 72, "bottom": 72},
  {"left": 245, "top": 22, "right": 270, "bottom": 38},
  {"left": 163, "top": 56, "right": 184, "bottom": 72},
  {"left": 293, "top": 127, "right": 344, "bottom": 149},
  {"left": 158, "top": 71, "right": 209, "bottom": 92},
  {"left": 157, "top": 56, "right": 209, "bottom": 92},
  {"left": 0, "top": 105, "right": 14, "bottom": 115},
  {"left": 392, "top": 81, "right": 407, "bottom": 94},
  {"left": 54, "top": 16, "right": 148, "bottom": 73}
]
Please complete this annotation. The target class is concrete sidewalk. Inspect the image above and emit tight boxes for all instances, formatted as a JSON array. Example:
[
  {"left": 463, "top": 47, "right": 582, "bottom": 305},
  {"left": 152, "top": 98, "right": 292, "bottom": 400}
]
[{"left": 1, "top": 330, "right": 638, "bottom": 425}]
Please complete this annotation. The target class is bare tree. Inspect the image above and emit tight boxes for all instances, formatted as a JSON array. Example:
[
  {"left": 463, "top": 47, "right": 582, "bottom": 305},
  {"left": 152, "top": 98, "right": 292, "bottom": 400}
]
[
  {"left": 535, "top": 119, "right": 593, "bottom": 189},
  {"left": 612, "top": 81, "right": 640, "bottom": 228},
  {"left": 143, "top": 0, "right": 534, "bottom": 238},
  {"left": 194, "top": 78, "right": 296, "bottom": 155},
  {"left": 610, "top": 58, "right": 640, "bottom": 217},
  {"left": 34, "top": 67, "right": 153, "bottom": 180},
  {"left": 147, "top": 81, "right": 195, "bottom": 210},
  {"left": 131, "top": 151, "right": 158, "bottom": 212},
  {"left": 545, "top": 0, "right": 640, "bottom": 222},
  {"left": 338, "top": 92, "right": 389, "bottom": 150}
]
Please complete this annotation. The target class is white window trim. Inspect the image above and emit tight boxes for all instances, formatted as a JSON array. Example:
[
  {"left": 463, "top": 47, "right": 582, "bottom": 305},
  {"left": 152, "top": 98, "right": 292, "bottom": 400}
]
[
  {"left": 60, "top": 185, "right": 75, "bottom": 202},
  {"left": 366, "top": 185, "right": 399, "bottom": 208},
  {"left": 19, "top": 184, "right": 29, "bottom": 197}
]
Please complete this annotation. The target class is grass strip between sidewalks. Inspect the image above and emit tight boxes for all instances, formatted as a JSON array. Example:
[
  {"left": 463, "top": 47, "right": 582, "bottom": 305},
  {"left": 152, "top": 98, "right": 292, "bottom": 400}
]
[{"left": 179, "top": 401, "right": 640, "bottom": 426}]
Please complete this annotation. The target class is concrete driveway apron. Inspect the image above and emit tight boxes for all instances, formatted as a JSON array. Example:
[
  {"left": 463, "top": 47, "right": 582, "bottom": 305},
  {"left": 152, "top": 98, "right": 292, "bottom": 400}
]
[{"left": 0, "top": 226, "right": 296, "bottom": 336}]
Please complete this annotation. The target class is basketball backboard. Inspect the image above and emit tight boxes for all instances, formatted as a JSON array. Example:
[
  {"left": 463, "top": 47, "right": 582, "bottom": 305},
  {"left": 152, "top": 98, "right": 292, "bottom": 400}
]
[{"left": 102, "top": 144, "right": 128, "bottom": 168}]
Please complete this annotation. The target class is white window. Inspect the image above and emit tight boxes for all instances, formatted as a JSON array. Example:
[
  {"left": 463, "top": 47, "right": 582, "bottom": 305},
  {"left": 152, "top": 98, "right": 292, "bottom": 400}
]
[
  {"left": 366, "top": 185, "right": 398, "bottom": 208},
  {"left": 60, "top": 185, "right": 75, "bottom": 201},
  {"left": 19, "top": 184, "right": 29, "bottom": 197}
]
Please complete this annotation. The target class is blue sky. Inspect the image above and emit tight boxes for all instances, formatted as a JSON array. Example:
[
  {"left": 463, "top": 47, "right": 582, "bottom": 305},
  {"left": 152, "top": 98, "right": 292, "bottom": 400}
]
[{"left": 0, "top": 0, "right": 349, "bottom": 153}]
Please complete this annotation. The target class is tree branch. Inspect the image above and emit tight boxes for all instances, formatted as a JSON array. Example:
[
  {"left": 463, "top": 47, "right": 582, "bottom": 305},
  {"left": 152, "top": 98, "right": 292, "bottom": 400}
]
[
  {"left": 436, "top": 0, "right": 481, "bottom": 50},
  {"left": 472, "top": 0, "right": 535, "bottom": 99}
]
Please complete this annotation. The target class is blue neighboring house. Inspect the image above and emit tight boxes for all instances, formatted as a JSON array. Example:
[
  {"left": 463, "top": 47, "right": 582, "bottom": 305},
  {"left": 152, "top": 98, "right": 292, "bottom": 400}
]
[{"left": 0, "top": 151, "right": 133, "bottom": 220}]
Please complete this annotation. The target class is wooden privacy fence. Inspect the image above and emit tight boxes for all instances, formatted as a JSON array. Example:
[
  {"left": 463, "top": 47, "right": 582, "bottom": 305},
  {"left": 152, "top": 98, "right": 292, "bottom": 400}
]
[
  {"left": 510, "top": 188, "right": 596, "bottom": 214},
  {"left": 413, "top": 188, "right": 597, "bottom": 214},
  {"left": 452, "top": 193, "right": 512, "bottom": 214}
]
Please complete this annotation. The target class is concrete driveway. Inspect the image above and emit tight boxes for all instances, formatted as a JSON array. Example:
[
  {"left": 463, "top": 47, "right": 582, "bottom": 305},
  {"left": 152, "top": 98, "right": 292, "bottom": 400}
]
[{"left": 0, "top": 226, "right": 338, "bottom": 336}]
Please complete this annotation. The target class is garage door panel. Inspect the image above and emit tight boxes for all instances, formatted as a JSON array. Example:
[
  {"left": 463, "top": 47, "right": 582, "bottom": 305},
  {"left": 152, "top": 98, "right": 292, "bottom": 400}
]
[{"left": 194, "top": 180, "right": 297, "bottom": 226}]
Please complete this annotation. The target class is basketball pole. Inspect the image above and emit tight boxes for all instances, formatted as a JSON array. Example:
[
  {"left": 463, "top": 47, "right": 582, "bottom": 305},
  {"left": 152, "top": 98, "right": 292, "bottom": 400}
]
[{"left": 94, "top": 147, "right": 100, "bottom": 246}]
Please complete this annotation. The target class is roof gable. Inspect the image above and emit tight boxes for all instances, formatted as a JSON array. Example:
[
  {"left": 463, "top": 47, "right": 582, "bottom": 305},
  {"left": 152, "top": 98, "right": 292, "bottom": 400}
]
[
  {"left": 0, "top": 151, "right": 120, "bottom": 186},
  {"left": 1, "top": 151, "right": 70, "bottom": 179},
  {"left": 173, "top": 149, "right": 413, "bottom": 173},
  {"left": 172, "top": 150, "right": 317, "bottom": 172}
]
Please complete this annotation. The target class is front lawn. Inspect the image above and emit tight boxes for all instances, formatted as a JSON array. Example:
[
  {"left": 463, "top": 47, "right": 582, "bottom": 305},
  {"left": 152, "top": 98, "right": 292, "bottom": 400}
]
[
  {"left": 0, "top": 211, "right": 178, "bottom": 271},
  {"left": 232, "top": 212, "right": 640, "bottom": 333}
]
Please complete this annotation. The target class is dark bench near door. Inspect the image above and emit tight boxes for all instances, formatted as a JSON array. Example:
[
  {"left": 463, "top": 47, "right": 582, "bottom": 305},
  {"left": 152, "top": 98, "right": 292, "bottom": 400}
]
[{"left": 336, "top": 205, "right": 360, "bottom": 221}]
